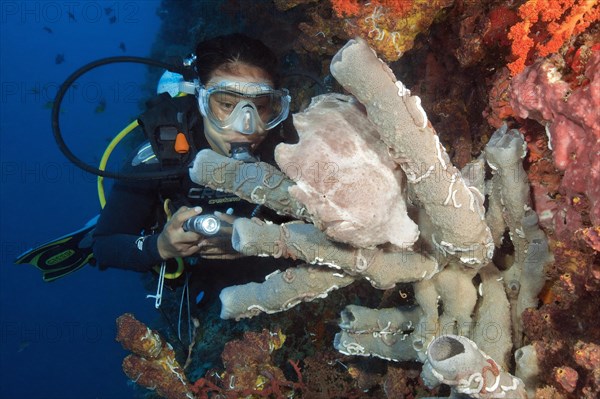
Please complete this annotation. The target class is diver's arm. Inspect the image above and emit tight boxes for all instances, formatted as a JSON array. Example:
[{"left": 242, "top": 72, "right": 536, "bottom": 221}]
[
  {"left": 93, "top": 233, "right": 162, "bottom": 272},
  {"left": 93, "top": 181, "right": 163, "bottom": 272}
]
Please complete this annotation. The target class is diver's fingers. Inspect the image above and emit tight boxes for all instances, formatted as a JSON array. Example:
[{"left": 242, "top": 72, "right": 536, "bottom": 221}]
[
  {"left": 159, "top": 241, "right": 202, "bottom": 259},
  {"left": 214, "top": 210, "right": 236, "bottom": 224},
  {"left": 178, "top": 244, "right": 202, "bottom": 257},
  {"left": 161, "top": 206, "right": 203, "bottom": 250},
  {"left": 213, "top": 211, "right": 235, "bottom": 235},
  {"left": 170, "top": 206, "right": 203, "bottom": 228},
  {"left": 158, "top": 227, "right": 202, "bottom": 259},
  {"left": 218, "top": 226, "right": 233, "bottom": 235},
  {"left": 197, "top": 237, "right": 242, "bottom": 259}
]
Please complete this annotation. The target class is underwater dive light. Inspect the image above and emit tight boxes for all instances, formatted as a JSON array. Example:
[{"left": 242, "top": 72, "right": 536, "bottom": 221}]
[{"left": 182, "top": 214, "right": 221, "bottom": 236}]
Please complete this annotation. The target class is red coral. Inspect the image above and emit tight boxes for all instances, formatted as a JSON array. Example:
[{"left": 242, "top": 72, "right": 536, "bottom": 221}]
[
  {"left": 577, "top": 226, "right": 600, "bottom": 251},
  {"left": 507, "top": 0, "right": 600, "bottom": 75},
  {"left": 331, "top": 0, "right": 412, "bottom": 18},
  {"left": 574, "top": 341, "right": 600, "bottom": 370},
  {"left": 507, "top": 1, "right": 541, "bottom": 75},
  {"left": 116, "top": 313, "right": 193, "bottom": 399},
  {"left": 554, "top": 366, "right": 579, "bottom": 393},
  {"left": 191, "top": 329, "right": 306, "bottom": 398},
  {"left": 331, "top": 0, "right": 361, "bottom": 17},
  {"left": 483, "top": 6, "right": 519, "bottom": 47},
  {"left": 485, "top": 68, "right": 516, "bottom": 128}
]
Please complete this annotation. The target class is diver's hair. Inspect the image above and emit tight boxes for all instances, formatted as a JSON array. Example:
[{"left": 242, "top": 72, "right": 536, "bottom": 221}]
[{"left": 195, "top": 33, "right": 280, "bottom": 87}]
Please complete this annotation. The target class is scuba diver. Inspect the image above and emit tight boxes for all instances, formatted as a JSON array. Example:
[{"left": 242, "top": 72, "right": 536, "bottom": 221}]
[{"left": 16, "top": 33, "right": 297, "bottom": 309}]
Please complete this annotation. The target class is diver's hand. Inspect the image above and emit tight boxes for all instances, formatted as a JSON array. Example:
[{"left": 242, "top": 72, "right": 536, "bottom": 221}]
[{"left": 157, "top": 206, "right": 204, "bottom": 259}]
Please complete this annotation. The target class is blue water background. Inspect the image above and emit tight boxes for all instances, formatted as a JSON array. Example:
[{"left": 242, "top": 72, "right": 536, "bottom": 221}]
[{"left": 1, "top": 2, "right": 165, "bottom": 397}]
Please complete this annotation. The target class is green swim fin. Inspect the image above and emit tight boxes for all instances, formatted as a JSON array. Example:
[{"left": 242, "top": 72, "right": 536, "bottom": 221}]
[{"left": 15, "top": 215, "right": 98, "bottom": 282}]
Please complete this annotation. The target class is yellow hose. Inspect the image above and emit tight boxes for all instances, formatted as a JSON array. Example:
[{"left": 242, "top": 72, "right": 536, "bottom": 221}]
[
  {"left": 97, "top": 119, "right": 139, "bottom": 208},
  {"left": 97, "top": 91, "right": 189, "bottom": 277}
]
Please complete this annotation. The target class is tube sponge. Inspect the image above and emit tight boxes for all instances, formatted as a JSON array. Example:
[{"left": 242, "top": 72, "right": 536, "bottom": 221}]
[
  {"left": 334, "top": 305, "right": 421, "bottom": 362},
  {"left": 219, "top": 264, "right": 356, "bottom": 320},
  {"left": 231, "top": 218, "right": 438, "bottom": 289},
  {"left": 330, "top": 38, "right": 493, "bottom": 267},
  {"left": 485, "top": 123, "right": 530, "bottom": 238},
  {"left": 515, "top": 344, "right": 540, "bottom": 398},
  {"left": 422, "top": 334, "right": 528, "bottom": 398},
  {"left": 189, "top": 149, "right": 311, "bottom": 222},
  {"left": 472, "top": 263, "right": 512, "bottom": 371}
]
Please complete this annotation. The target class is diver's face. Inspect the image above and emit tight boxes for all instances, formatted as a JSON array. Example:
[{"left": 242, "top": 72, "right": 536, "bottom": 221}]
[{"left": 202, "top": 62, "right": 274, "bottom": 156}]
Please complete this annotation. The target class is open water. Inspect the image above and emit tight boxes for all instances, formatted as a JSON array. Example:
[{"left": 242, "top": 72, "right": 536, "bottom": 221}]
[{"left": 1, "top": 2, "right": 163, "bottom": 398}]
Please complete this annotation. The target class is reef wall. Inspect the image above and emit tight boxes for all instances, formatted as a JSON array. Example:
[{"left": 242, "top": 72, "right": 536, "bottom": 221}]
[{"left": 124, "top": 1, "right": 600, "bottom": 398}]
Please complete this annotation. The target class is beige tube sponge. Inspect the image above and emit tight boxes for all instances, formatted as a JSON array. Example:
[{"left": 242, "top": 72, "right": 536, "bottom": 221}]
[
  {"left": 330, "top": 38, "right": 494, "bottom": 268},
  {"left": 422, "top": 334, "right": 528, "bottom": 398},
  {"left": 219, "top": 264, "right": 356, "bottom": 320},
  {"left": 334, "top": 305, "right": 421, "bottom": 362},
  {"left": 231, "top": 218, "right": 438, "bottom": 290}
]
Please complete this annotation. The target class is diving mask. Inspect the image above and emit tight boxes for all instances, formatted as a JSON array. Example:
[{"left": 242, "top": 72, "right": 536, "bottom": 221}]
[{"left": 197, "top": 80, "right": 290, "bottom": 135}]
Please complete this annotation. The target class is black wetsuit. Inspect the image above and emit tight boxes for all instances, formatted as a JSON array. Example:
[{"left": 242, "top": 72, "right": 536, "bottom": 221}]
[{"left": 92, "top": 94, "right": 295, "bottom": 300}]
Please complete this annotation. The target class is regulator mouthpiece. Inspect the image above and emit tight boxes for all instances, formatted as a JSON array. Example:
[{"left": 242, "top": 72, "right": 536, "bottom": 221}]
[{"left": 230, "top": 142, "right": 258, "bottom": 163}]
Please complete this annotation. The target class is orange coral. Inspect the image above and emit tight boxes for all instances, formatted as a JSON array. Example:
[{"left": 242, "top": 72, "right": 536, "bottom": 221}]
[
  {"left": 296, "top": 0, "right": 453, "bottom": 62},
  {"left": 537, "top": 0, "right": 600, "bottom": 56},
  {"left": 328, "top": 0, "right": 453, "bottom": 62},
  {"left": 331, "top": 0, "right": 361, "bottom": 17},
  {"left": 331, "top": 0, "right": 412, "bottom": 18},
  {"left": 508, "top": 0, "right": 600, "bottom": 75}
]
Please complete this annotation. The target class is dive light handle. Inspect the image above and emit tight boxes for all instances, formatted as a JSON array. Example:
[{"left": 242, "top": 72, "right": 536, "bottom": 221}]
[{"left": 182, "top": 214, "right": 221, "bottom": 236}]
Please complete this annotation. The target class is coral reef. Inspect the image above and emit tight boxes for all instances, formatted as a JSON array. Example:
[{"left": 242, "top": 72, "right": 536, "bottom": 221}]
[
  {"left": 520, "top": 236, "right": 600, "bottom": 398},
  {"left": 509, "top": 49, "right": 600, "bottom": 230},
  {"left": 186, "top": 38, "right": 546, "bottom": 398},
  {"left": 123, "top": 1, "right": 600, "bottom": 398},
  {"left": 116, "top": 313, "right": 194, "bottom": 399},
  {"left": 507, "top": 0, "right": 600, "bottom": 75},
  {"left": 330, "top": 0, "right": 455, "bottom": 62},
  {"left": 190, "top": 328, "right": 305, "bottom": 398},
  {"left": 278, "top": 0, "right": 454, "bottom": 64}
]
